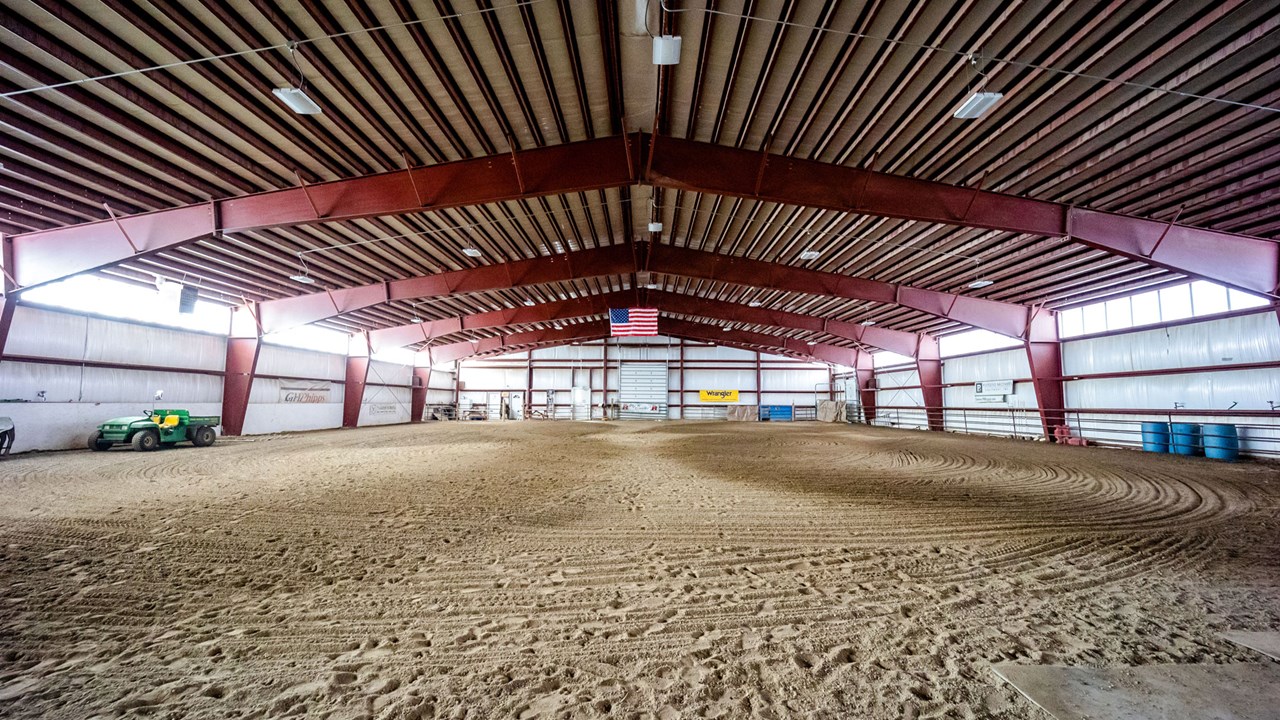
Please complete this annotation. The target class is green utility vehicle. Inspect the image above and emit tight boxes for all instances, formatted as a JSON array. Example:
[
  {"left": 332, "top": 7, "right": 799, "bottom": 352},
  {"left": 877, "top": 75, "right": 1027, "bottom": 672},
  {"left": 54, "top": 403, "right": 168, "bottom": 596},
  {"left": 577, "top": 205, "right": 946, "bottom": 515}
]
[{"left": 88, "top": 409, "right": 220, "bottom": 452}]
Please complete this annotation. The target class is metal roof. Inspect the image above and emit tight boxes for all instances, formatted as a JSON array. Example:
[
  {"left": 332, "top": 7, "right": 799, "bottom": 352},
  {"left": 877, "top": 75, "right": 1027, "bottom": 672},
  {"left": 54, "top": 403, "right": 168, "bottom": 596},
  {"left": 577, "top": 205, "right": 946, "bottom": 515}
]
[{"left": 1, "top": 0, "right": 1276, "bottom": 349}]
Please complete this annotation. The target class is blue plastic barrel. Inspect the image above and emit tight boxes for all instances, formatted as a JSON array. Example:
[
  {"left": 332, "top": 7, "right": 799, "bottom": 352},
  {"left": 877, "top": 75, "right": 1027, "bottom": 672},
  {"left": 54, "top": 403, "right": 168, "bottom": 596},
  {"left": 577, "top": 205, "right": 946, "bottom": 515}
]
[
  {"left": 1140, "top": 421, "right": 1171, "bottom": 453},
  {"left": 1202, "top": 424, "right": 1240, "bottom": 462},
  {"left": 1170, "top": 423, "right": 1202, "bottom": 456}
]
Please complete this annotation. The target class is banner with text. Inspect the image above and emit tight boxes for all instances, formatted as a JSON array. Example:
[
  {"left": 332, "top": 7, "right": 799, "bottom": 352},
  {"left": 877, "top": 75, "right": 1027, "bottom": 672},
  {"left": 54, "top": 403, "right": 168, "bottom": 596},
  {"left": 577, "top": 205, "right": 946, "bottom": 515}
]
[
  {"left": 699, "top": 390, "right": 740, "bottom": 403},
  {"left": 280, "top": 382, "right": 331, "bottom": 404}
]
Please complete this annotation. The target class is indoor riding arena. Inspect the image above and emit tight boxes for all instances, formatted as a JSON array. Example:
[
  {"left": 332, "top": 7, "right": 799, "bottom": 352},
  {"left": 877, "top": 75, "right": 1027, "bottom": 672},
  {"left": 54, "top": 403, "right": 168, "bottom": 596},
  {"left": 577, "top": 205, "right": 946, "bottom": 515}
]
[{"left": 1, "top": 2, "right": 1278, "bottom": 719}]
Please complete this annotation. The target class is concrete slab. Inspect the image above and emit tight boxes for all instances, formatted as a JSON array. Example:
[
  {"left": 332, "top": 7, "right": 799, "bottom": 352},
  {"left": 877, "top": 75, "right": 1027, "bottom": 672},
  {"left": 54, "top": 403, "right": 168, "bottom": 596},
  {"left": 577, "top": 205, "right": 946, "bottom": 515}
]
[
  {"left": 991, "top": 662, "right": 1280, "bottom": 720},
  {"left": 1222, "top": 631, "right": 1280, "bottom": 661}
]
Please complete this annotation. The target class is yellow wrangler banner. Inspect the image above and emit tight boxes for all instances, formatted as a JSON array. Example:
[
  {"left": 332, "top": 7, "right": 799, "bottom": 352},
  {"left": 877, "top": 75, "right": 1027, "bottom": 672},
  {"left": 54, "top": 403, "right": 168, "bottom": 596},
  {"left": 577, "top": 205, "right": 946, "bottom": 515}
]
[{"left": 699, "top": 390, "right": 739, "bottom": 403}]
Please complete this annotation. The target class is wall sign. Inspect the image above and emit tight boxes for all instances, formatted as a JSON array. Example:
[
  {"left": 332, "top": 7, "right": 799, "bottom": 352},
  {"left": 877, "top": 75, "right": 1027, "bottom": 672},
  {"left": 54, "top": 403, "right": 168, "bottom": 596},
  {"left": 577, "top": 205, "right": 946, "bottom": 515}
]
[
  {"left": 974, "top": 380, "right": 1014, "bottom": 396},
  {"left": 368, "top": 403, "right": 398, "bottom": 416},
  {"left": 280, "top": 382, "right": 331, "bottom": 403},
  {"left": 699, "top": 390, "right": 739, "bottom": 402}
]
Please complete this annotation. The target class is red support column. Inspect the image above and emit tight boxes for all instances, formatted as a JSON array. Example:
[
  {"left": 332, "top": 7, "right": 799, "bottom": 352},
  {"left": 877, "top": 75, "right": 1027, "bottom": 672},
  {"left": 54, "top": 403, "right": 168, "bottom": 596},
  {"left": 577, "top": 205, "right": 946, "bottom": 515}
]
[
  {"left": 854, "top": 350, "right": 877, "bottom": 425},
  {"left": 677, "top": 339, "right": 684, "bottom": 419},
  {"left": 343, "top": 332, "right": 371, "bottom": 429},
  {"left": 755, "top": 351, "right": 762, "bottom": 408},
  {"left": 916, "top": 335, "right": 944, "bottom": 431},
  {"left": 410, "top": 357, "right": 432, "bottom": 423},
  {"left": 0, "top": 234, "right": 16, "bottom": 361},
  {"left": 221, "top": 303, "right": 261, "bottom": 436},
  {"left": 1025, "top": 308, "right": 1066, "bottom": 440}
]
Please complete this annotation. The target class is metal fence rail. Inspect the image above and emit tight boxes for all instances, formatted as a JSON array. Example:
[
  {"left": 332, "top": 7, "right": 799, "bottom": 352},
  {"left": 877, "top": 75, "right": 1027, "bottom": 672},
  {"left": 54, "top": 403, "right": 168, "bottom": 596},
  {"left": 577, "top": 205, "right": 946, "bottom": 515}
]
[{"left": 854, "top": 405, "right": 1280, "bottom": 459}]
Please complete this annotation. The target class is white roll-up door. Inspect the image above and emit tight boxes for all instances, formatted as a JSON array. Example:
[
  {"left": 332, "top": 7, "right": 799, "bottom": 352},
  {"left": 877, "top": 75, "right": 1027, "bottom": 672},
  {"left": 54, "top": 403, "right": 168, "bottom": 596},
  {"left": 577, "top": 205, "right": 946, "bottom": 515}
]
[{"left": 619, "top": 362, "right": 668, "bottom": 420}]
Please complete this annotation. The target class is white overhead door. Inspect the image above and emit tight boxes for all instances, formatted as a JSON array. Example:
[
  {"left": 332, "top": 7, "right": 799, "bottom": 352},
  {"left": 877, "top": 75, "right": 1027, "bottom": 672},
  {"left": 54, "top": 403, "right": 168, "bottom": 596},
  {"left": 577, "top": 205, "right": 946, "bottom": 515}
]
[{"left": 619, "top": 362, "right": 668, "bottom": 420}]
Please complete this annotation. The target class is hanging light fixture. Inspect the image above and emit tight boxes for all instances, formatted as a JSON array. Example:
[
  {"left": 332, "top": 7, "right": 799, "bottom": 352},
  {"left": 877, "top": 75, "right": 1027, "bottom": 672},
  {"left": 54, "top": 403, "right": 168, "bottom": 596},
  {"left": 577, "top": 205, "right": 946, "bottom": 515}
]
[
  {"left": 953, "top": 54, "right": 1003, "bottom": 119},
  {"left": 273, "top": 42, "right": 322, "bottom": 115},
  {"left": 799, "top": 249, "right": 821, "bottom": 260},
  {"left": 288, "top": 273, "right": 314, "bottom": 284},
  {"left": 968, "top": 279, "right": 994, "bottom": 289},
  {"left": 462, "top": 248, "right": 482, "bottom": 257}
]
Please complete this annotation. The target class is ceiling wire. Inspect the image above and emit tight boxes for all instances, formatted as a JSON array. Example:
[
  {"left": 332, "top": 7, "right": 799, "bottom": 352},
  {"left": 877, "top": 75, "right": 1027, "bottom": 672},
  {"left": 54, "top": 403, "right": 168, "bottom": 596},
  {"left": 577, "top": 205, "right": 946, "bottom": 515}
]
[
  {"left": 659, "top": 1, "right": 1280, "bottom": 114},
  {"left": 1, "top": 0, "right": 549, "bottom": 99}
]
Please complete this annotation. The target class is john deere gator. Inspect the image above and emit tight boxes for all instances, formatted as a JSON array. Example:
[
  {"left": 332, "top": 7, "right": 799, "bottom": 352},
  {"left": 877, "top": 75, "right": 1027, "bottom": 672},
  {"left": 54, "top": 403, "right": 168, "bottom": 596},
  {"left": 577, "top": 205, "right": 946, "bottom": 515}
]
[{"left": 88, "top": 409, "right": 220, "bottom": 451}]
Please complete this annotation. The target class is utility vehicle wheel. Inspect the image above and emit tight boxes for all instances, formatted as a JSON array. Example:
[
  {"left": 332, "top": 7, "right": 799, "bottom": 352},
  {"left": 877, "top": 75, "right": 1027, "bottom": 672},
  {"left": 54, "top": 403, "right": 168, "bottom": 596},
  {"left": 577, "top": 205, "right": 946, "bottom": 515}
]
[
  {"left": 191, "top": 426, "right": 216, "bottom": 447},
  {"left": 131, "top": 429, "right": 159, "bottom": 452},
  {"left": 87, "top": 431, "right": 111, "bottom": 451}
]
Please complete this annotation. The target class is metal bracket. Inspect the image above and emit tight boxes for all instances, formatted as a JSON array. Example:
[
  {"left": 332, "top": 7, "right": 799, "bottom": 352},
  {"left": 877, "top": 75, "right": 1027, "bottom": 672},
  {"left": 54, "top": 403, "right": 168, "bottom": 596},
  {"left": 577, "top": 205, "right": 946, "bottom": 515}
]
[
  {"left": 294, "top": 170, "right": 324, "bottom": 219},
  {"left": 1145, "top": 205, "right": 1184, "bottom": 259},
  {"left": 961, "top": 169, "right": 990, "bottom": 221},
  {"left": 852, "top": 152, "right": 878, "bottom": 210},
  {"left": 507, "top": 136, "right": 526, "bottom": 194},
  {"left": 103, "top": 203, "right": 140, "bottom": 254},
  {"left": 403, "top": 151, "right": 426, "bottom": 208},
  {"left": 753, "top": 134, "right": 774, "bottom": 196}
]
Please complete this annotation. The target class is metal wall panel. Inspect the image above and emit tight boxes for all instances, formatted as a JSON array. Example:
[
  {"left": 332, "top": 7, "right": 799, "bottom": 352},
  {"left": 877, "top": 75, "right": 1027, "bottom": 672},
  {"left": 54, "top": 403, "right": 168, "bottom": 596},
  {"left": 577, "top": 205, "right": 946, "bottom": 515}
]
[
  {"left": 1062, "top": 312, "right": 1280, "bottom": 375},
  {"left": 943, "top": 349, "right": 1032, "bottom": 384},
  {"left": 257, "top": 344, "right": 346, "bottom": 381}
]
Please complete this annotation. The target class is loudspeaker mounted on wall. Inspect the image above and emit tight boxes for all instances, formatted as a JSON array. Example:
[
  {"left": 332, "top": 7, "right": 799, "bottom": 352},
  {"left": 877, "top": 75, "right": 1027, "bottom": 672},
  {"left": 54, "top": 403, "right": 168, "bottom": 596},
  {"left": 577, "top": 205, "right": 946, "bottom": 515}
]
[{"left": 178, "top": 284, "right": 199, "bottom": 314}]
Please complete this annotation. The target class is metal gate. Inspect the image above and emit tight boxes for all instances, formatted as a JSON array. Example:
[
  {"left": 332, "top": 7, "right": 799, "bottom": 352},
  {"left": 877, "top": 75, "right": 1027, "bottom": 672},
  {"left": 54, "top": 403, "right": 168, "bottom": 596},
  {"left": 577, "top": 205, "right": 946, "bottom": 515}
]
[{"left": 619, "top": 362, "right": 668, "bottom": 420}]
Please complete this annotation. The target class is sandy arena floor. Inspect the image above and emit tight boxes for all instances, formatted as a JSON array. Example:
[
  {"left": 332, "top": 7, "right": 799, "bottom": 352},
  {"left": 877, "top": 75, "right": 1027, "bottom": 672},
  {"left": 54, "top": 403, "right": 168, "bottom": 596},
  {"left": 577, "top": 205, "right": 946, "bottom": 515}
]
[{"left": 0, "top": 421, "right": 1277, "bottom": 719}]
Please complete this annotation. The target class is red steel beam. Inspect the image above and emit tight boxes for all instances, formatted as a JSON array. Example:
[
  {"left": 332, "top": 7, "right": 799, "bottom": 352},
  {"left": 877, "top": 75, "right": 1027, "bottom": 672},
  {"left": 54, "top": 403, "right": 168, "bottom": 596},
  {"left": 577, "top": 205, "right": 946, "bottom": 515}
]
[
  {"left": 0, "top": 234, "right": 16, "bottom": 361},
  {"left": 410, "top": 365, "right": 432, "bottom": 423},
  {"left": 370, "top": 287, "right": 937, "bottom": 359},
  {"left": 427, "top": 320, "right": 612, "bottom": 365},
  {"left": 342, "top": 353, "right": 371, "bottom": 429},
  {"left": 260, "top": 243, "right": 636, "bottom": 332},
  {"left": 370, "top": 290, "right": 632, "bottom": 351},
  {"left": 278, "top": 241, "right": 1042, "bottom": 346},
  {"left": 917, "top": 341, "right": 944, "bottom": 432},
  {"left": 10, "top": 133, "right": 1275, "bottom": 302},
  {"left": 220, "top": 304, "right": 262, "bottom": 436},
  {"left": 645, "top": 134, "right": 1280, "bottom": 299},
  {"left": 854, "top": 351, "right": 877, "bottom": 425},
  {"left": 7, "top": 134, "right": 640, "bottom": 290},
  {"left": 1025, "top": 306, "right": 1066, "bottom": 441},
  {"left": 643, "top": 242, "right": 1058, "bottom": 342}
]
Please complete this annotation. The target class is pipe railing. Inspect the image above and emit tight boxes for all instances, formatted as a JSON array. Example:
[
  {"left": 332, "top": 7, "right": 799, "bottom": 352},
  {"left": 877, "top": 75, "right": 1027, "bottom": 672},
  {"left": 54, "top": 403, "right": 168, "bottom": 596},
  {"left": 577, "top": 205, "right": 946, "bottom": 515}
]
[{"left": 851, "top": 405, "right": 1280, "bottom": 459}]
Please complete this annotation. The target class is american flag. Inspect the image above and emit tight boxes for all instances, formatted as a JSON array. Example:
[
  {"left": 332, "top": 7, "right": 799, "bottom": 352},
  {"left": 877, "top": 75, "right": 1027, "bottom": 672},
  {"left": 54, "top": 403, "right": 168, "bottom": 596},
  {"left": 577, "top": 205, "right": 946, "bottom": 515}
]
[{"left": 609, "top": 307, "right": 658, "bottom": 336}]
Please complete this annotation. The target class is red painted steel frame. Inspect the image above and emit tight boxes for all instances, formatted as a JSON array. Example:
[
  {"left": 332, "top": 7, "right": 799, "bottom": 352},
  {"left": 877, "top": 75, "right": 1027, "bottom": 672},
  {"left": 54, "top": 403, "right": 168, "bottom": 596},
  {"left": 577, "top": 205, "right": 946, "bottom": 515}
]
[
  {"left": 646, "top": 135, "right": 1279, "bottom": 299},
  {"left": 343, "top": 355, "right": 371, "bottom": 429},
  {"left": 221, "top": 337, "right": 260, "bottom": 436},
  {"left": 410, "top": 366, "right": 432, "bottom": 423},
  {"left": 261, "top": 243, "right": 636, "bottom": 332},
  {"left": 0, "top": 234, "right": 16, "bottom": 360},
  {"left": 8, "top": 135, "right": 640, "bottom": 290},
  {"left": 370, "top": 288, "right": 933, "bottom": 359}
]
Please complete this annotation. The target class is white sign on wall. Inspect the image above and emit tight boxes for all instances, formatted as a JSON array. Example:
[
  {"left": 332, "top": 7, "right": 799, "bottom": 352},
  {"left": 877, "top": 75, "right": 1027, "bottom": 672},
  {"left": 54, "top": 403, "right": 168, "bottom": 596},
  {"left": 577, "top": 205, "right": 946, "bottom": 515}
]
[
  {"left": 974, "top": 379, "right": 1014, "bottom": 396},
  {"left": 368, "top": 403, "right": 398, "bottom": 416},
  {"left": 280, "top": 382, "right": 331, "bottom": 403}
]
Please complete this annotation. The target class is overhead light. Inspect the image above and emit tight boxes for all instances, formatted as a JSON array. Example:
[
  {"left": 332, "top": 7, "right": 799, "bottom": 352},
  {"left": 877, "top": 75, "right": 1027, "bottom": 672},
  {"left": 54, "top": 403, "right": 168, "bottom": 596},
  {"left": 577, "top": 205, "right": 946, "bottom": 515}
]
[
  {"left": 652, "top": 35, "right": 682, "bottom": 65},
  {"left": 953, "top": 91, "right": 1003, "bottom": 119},
  {"left": 273, "top": 87, "right": 322, "bottom": 115},
  {"left": 799, "top": 250, "right": 821, "bottom": 260},
  {"left": 410, "top": 316, "right": 423, "bottom": 324},
  {"left": 861, "top": 320, "right": 877, "bottom": 326},
  {"left": 462, "top": 248, "right": 482, "bottom": 257},
  {"left": 721, "top": 326, "right": 731, "bottom": 331},
  {"left": 748, "top": 300, "right": 763, "bottom": 307},
  {"left": 968, "top": 279, "right": 995, "bottom": 289},
  {"left": 645, "top": 283, "right": 659, "bottom": 289},
  {"left": 647, "top": 221, "right": 664, "bottom": 233},
  {"left": 552, "top": 323, "right": 563, "bottom": 330},
  {"left": 806, "top": 340, "right": 817, "bottom": 345},
  {"left": 522, "top": 299, "right": 536, "bottom": 306},
  {"left": 289, "top": 274, "right": 315, "bottom": 284}
]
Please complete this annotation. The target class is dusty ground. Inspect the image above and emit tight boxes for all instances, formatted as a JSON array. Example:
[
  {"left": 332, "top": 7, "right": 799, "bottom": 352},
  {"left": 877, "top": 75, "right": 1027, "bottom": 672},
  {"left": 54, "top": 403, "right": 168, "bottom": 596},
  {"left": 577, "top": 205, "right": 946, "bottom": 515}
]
[{"left": 0, "top": 421, "right": 1277, "bottom": 719}]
